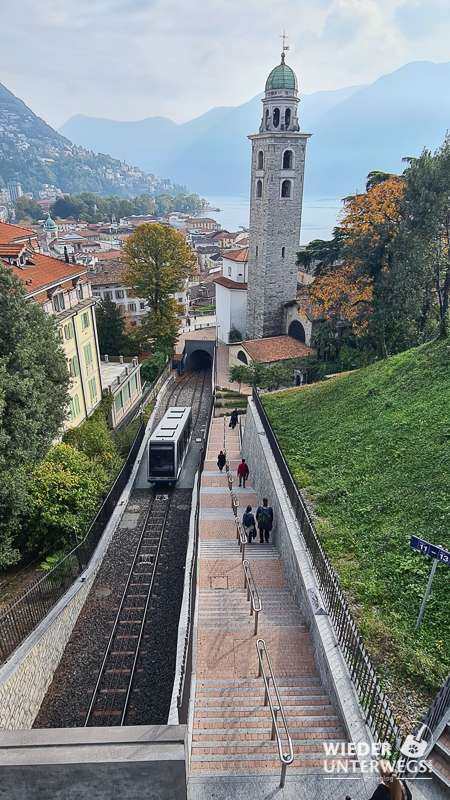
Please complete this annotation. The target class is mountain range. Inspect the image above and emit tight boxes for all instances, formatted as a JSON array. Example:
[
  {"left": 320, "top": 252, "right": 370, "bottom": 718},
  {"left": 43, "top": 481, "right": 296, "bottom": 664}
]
[
  {"left": 59, "top": 60, "right": 450, "bottom": 198},
  {"left": 0, "top": 83, "right": 186, "bottom": 199}
]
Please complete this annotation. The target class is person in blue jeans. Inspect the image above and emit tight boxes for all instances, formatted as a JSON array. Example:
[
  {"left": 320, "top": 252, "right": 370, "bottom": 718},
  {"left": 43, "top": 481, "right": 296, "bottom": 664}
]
[{"left": 256, "top": 498, "right": 273, "bottom": 543}]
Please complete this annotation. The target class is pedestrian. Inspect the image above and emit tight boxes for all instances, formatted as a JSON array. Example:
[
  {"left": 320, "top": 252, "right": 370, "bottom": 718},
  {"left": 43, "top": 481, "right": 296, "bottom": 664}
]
[
  {"left": 345, "top": 760, "right": 411, "bottom": 800},
  {"left": 186, "top": 317, "right": 191, "bottom": 327},
  {"left": 237, "top": 458, "right": 249, "bottom": 488},
  {"left": 217, "top": 450, "right": 226, "bottom": 472},
  {"left": 256, "top": 497, "right": 273, "bottom": 543},
  {"left": 242, "top": 505, "right": 256, "bottom": 543},
  {"left": 229, "top": 408, "right": 238, "bottom": 429}
]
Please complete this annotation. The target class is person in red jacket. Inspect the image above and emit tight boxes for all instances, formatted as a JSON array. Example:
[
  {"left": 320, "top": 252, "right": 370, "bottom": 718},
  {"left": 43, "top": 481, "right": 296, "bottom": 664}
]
[{"left": 237, "top": 458, "right": 249, "bottom": 488}]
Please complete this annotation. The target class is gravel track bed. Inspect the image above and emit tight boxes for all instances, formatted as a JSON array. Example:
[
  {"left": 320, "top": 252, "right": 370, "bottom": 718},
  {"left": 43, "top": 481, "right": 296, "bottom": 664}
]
[{"left": 34, "top": 369, "right": 211, "bottom": 729}]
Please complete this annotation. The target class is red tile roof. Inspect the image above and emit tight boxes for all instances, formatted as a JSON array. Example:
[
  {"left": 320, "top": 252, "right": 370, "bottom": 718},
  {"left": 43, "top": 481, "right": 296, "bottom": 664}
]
[
  {"left": 88, "top": 260, "right": 125, "bottom": 285},
  {"left": 8, "top": 252, "right": 86, "bottom": 294},
  {"left": 0, "top": 243, "right": 28, "bottom": 258},
  {"left": 0, "top": 221, "right": 38, "bottom": 245},
  {"left": 92, "top": 249, "right": 123, "bottom": 261},
  {"left": 213, "top": 276, "right": 247, "bottom": 290},
  {"left": 242, "top": 335, "right": 316, "bottom": 362},
  {"left": 222, "top": 248, "right": 249, "bottom": 263}
]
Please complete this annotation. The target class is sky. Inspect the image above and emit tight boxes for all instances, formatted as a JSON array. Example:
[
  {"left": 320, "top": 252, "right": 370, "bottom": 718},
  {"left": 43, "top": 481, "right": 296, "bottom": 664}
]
[{"left": 1, "top": 0, "right": 450, "bottom": 130}]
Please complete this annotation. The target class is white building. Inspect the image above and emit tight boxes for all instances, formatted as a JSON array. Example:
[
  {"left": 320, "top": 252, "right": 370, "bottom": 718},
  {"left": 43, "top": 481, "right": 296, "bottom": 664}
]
[{"left": 213, "top": 247, "right": 248, "bottom": 343}]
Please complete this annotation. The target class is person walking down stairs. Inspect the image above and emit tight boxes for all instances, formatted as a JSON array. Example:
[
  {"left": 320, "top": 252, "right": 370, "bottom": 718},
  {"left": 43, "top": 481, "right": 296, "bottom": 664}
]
[{"left": 256, "top": 497, "right": 273, "bottom": 543}]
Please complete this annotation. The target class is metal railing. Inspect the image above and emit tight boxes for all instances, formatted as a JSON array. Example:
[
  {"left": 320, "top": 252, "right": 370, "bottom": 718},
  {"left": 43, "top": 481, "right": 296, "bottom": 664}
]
[
  {"left": 234, "top": 517, "right": 247, "bottom": 562},
  {"left": 421, "top": 674, "right": 450, "bottom": 741},
  {"left": 256, "top": 638, "right": 294, "bottom": 787},
  {"left": 252, "top": 388, "right": 402, "bottom": 757},
  {"left": 176, "top": 393, "right": 215, "bottom": 722},
  {"left": 0, "top": 420, "right": 146, "bottom": 665},
  {"left": 242, "top": 559, "right": 262, "bottom": 635}
]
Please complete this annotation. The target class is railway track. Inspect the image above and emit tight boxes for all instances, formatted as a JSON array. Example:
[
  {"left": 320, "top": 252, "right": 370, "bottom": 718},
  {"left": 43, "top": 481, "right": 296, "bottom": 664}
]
[{"left": 84, "top": 491, "right": 172, "bottom": 727}]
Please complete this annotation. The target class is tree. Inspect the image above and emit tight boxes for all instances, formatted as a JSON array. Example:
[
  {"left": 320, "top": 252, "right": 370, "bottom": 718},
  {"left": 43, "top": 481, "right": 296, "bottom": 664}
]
[
  {"left": 121, "top": 223, "right": 196, "bottom": 351},
  {"left": 228, "top": 325, "right": 243, "bottom": 343},
  {"left": 297, "top": 263, "right": 373, "bottom": 338},
  {"left": 15, "top": 196, "right": 42, "bottom": 222},
  {"left": 296, "top": 237, "right": 342, "bottom": 276},
  {"left": 95, "top": 295, "right": 127, "bottom": 356},
  {"left": 0, "top": 264, "right": 70, "bottom": 567},
  {"left": 51, "top": 196, "right": 88, "bottom": 220}
]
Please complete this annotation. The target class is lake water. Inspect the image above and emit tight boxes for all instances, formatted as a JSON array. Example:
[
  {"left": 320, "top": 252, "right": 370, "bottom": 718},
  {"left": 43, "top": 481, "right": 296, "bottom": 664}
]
[{"left": 204, "top": 194, "right": 343, "bottom": 244}]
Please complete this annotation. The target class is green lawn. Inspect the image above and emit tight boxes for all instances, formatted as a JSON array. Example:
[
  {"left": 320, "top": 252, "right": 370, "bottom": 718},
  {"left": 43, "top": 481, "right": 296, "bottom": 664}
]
[{"left": 262, "top": 339, "right": 450, "bottom": 704}]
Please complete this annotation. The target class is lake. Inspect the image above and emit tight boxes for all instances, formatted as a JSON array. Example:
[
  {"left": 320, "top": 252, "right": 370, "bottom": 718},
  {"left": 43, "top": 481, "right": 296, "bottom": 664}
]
[{"left": 203, "top": 194, "right": 343, "bottom": 244}]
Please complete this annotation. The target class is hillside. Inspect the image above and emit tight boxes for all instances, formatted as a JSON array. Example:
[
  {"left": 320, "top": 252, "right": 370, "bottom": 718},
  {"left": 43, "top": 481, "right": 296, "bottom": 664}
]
[
  {"left": 59, "top": 86, "right": 362, "bottom": 195},
  {"left": 0, "top": 83, "right": 185, "bottom": 198},
  {"left": 60, "top": 61, "right": 450, "bottom": 198},
  {"left": 262, "top": 339, "right": 450, "bottom": 716}
]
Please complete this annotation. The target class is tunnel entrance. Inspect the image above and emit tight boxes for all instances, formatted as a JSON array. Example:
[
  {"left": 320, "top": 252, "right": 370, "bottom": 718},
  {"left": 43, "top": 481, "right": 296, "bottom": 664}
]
[
  {"left": 187, "top": 349, "right": 212, "bottom": 371},
  {"left": 183, "top": 338, "right": 215, "bottom": 372}
]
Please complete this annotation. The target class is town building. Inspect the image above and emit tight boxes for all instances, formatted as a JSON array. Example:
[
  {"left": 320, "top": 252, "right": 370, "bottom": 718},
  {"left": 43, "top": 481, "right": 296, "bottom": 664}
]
[{"left": 214, "top": 248, "right": 248, "bottom": 343}]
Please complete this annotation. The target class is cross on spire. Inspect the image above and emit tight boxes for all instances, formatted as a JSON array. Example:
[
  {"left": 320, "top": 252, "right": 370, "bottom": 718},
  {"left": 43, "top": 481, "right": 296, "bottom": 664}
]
[{"left": 280, "top": 30, "right": 289, "bottom": 59}]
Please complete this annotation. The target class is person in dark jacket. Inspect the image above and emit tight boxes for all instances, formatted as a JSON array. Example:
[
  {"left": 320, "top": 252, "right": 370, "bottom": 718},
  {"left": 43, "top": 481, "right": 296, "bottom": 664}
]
[
  {"left": 217, "top": 451, "right": 226, "bottom": 472},
  {"left": 237, "top": 458, "right": 249, "bottom": 488},
  {"left": 256, "top": 497, "right": 273, "bottom": 543},
  {"left": 346, "top": 761, "right": 408, "bottom": 800},
  {"left": 229, "top": 409, "right": 238, "bottom": 429},
  {"left": 242, "top": 505, "right": 256, "bottom": 543}
]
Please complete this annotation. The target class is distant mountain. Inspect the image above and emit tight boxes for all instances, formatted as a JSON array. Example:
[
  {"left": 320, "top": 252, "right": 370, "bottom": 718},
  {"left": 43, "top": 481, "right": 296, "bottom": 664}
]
[
  {"left": 0, "top": 83, "right": 186, "bottom": 199},
  {"left": 59, "top": 61, "right": 450, "bottom": 199},
  {"left": 59, "top": 86, "right": 363, "bottom": 195}
]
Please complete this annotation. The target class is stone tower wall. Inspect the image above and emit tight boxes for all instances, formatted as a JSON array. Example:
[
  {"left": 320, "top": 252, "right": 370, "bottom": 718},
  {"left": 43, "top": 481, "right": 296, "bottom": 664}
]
[{"left": 246, "top": 131, "right": 310, "bottom": 340}]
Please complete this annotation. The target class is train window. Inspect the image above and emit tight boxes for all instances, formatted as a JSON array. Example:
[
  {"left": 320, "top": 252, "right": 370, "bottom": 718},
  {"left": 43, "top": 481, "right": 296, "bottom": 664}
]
[{"left": 149, "top": 444, "right": 174, "bottom": 477}]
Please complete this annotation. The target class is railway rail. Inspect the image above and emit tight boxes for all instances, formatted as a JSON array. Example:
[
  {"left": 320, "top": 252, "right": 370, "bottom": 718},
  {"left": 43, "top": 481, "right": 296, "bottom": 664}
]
[{"left": 84, "top": 491, "right": 172, "bottom": 727}]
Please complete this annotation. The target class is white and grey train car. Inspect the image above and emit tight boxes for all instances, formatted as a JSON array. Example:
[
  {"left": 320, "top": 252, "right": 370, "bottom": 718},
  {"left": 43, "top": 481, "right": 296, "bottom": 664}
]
[{"left": 148, "top": 406, "right": 192, "bottom": 484}]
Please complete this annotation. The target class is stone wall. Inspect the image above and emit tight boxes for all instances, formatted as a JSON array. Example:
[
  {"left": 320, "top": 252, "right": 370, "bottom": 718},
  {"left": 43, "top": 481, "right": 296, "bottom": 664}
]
[{"left": 242, "top": 398, "right": 372, "bottom": 750}]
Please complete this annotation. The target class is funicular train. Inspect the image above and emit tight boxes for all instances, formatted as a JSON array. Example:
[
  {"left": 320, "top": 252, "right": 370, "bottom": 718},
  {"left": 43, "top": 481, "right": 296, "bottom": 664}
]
[{"left": 148, "top": 406, "right": 192, "bottom": 484}]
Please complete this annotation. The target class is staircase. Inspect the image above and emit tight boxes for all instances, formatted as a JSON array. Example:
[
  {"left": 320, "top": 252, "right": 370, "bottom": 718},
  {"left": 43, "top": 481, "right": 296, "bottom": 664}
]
[{"left": 428, "top": 723, "right": 450, "bottom": 793}]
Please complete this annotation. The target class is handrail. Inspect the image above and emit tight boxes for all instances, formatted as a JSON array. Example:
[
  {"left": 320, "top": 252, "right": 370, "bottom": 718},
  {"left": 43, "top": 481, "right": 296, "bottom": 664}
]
[
  {"left": 242, "top": 558, "right": 262, "bottom": 635},
  {"left": 230, "top": 489, "right": 239, "bottom": 517},
  {"left": 256, "top": 638, "right": 294, "bottom": 787},
  {"left": 235, "top": 517, "right": 247, "bottom": 562}
]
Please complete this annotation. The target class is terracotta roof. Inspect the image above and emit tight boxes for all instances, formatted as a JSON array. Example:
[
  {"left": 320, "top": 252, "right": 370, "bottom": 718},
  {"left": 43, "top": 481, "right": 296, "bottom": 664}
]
[
  {"left": 92, "top": 249, "right": 123, "bottom": 261},
  {"left": 8, "top": 252, "right": 86, "bottom": 294},
  {"left": 0, "top": 243, "right": 28, "bottom": 258},
  {"left": 88, "top": 260, "right": 125, "bottom": 285},
  {"left": 242, "top": 335, "right": 316, "bottom": 362},
  {"left": 222, "top": 247, "right": 249, "bottom": 263},
  {"left": 213, "top": 276, "right": 247, "bottom": 290},
  {"left": 0, "top": 221, "right": 38, "bottom": 245}
]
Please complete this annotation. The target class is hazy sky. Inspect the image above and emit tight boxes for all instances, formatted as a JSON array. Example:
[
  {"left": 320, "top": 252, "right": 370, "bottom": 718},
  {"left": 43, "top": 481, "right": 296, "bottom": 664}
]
[{"left": 1, "top": 0, "right": 449, "bottom": 130}]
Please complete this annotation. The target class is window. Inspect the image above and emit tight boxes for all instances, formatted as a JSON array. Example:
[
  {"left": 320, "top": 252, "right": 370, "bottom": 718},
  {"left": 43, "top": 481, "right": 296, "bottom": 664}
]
[
  {"left": 281, "top": 180, "right": 292, "bottom": 198},
  {"left": 74, "top": 394, "right": 80, "bottom": 415},
  {"left": 283, "top": 150, "right": 293, "bottom": 169},
  {"left": 81, "top": 311, "right": 90, "bottom": 330},
  {"left": 69, "top": 399, "right": 75, "bottom": 421},
  {"left": 256, "top": 179, "right": 262, "bottom": 199},
  {"left": 114, "top": 392, "right": 123, "bottom": 412},
  {"left": 104, "top": 291, "right": 112, "bottom": 299},
  {"left": 130, "top": 374, "right": 137, "bottom": 393},
  {"left": 273, "top": 107, "right": 280, "bottom": 128},
  {"left": 123, "top": 382, "right": 131, "bottom": 402},
  {"left": 93, "top": 291, "right": 100, "bottom": 297},
  {"left": 52, "top": 292, "right": 65, "bottom": 313},
  {"left": 281, "top": 247, "right": 285, "bottom": 259},
  {"left": 84, "top": 343, "right": 93, "bottom": 367},
  {"left": 257, "top": 151, "right": 263, "bottom": 170},
  {"left": 115, "top": 290, "right": 124, "bottom": 299},
  {"left": 285, "top": 108, "right": 291, "bottom": 127},
  {"left": 64, "top": 320, "right": 74, "bottom": 340},
  {"left": 265, "top": 109, "right": 270, "bottom": 129},
  {"left": 76, "top": 282, "right": 83, "bottom": 300},
  {"left": 72, "top": 355, "right": 80, "bottom": 377},
  {"left": 89, "top": 377, "right": 97, "bottom": 401},
  {"left": 256, "top": 245, "right": 259, "bottom": 257},
  {"left": 129, "top": 302, "right": 136, "bottom": 312},
  {"left": 139, "top": 301, "right": 145, "bottom": 310},
  {"left": 237, "top": 350, "right": 248, "bottom": 365},
  {"left": 228, "top": 266, "right": 232, "bottom": 276}
]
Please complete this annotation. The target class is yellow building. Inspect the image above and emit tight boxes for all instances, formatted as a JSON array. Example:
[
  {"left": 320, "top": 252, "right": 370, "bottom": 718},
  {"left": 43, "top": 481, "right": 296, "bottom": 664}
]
[{"left": 0, "top": 222, "right": 103, "bottom": 429}]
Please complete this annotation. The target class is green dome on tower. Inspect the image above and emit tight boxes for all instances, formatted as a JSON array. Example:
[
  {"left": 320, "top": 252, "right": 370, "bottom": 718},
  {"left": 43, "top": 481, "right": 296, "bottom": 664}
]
[
  {"left": 44, "top": 213, "right": 57, "bottom": 231},
  {"left": 265, "top": 59, "right": 298, "bottom": 92}
]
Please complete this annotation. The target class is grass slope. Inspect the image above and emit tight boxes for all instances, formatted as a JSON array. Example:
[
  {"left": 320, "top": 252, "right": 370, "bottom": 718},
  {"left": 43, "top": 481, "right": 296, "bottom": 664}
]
[{"left": 262, "top": 339, "right": 450, "bottom": 706}]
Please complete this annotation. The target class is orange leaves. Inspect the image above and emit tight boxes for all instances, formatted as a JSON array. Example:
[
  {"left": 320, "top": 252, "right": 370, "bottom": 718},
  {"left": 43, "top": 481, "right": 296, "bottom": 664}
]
[
  {"left": 297, "top": 264, "right": 373, "bottom": 337},
  {"left": 340, "top": 178, "right": 403, "bottom": 243}
]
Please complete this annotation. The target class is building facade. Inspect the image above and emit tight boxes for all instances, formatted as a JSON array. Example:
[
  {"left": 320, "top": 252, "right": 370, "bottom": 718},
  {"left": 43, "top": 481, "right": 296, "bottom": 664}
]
[{"left": 246, "top": 53, "right": 311, "bottom": 340}]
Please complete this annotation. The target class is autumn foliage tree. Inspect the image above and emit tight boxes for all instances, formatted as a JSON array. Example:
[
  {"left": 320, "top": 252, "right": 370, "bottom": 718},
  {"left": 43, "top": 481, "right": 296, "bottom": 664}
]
[{"left": 121, "top": 223, "right": 196, "bottom": 352}]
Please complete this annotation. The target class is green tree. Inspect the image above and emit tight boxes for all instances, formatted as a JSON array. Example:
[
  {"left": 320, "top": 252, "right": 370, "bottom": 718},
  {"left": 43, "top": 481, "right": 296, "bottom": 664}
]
[
  {"left": 15, "top": 196, "right": 42, "bottom": 222},
  {"left": 228, "top": 325, "right": 243, "bottom": 343},
  {"left": 95, "top": 295, "right": 127, "bottom": 356},
  {"left": 121, "top": 223, "right": 196, "bottom": 351},
  {"left": 0, "top": 264, "right": 70, "bottom": 567},
  {"left": 296, "top": 237, "right": 342, "bottom": 276},
  {"left": 51, "top": 195, "right": 88, "bottom": 220}
]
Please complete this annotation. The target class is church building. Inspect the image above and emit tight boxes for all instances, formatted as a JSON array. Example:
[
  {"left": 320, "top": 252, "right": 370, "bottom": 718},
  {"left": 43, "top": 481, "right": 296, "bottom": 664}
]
[{"left": 218, "top": 50, "right": 316, "bottom": 366}]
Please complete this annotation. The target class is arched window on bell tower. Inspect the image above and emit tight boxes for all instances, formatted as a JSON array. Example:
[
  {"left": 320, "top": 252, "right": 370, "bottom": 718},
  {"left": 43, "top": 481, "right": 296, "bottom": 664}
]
[
  {"left": 265, "top": 109, "right": 270, "bottom": 130},
  {"left": 256, "top": 179, "right": 263, "bottom": 198},
  {"left": 281, "top": 180, "right": 292, "bottom": 198},
  {"left": 282, "top": 150, "right": 293, "bottom": 169},
  {"left": 273, "top": 108, "right": 280, "bottom": 128},
  {"left": 285, "top": 108, "right": 291, "bottom": 128},
  {"left": 258, "top": 151, "right": 264, "bottom": 170}
]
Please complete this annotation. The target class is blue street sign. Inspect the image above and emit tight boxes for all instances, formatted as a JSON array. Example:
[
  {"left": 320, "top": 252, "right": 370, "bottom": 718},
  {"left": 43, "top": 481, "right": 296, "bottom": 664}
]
[{"left": 410, "top": 536, "right": 450, "bottom": 565}]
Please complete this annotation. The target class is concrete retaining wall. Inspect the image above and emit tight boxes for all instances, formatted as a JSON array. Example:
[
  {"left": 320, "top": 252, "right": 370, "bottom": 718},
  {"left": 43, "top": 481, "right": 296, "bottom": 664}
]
[
  {"left": 242, "top": 398, "right": 372, "bottom": 750},
  {"left": 0, "top": 725, "right": 187, "bottom": 800}
]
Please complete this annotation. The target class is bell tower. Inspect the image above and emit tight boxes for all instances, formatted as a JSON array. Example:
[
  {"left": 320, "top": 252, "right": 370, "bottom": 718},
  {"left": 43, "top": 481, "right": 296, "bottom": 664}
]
[{"left": 246, "top": 51, "right": 311, "bottom": 340}]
